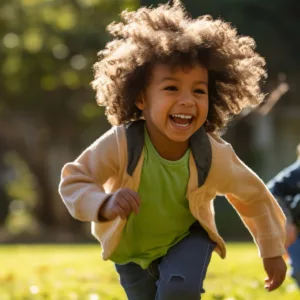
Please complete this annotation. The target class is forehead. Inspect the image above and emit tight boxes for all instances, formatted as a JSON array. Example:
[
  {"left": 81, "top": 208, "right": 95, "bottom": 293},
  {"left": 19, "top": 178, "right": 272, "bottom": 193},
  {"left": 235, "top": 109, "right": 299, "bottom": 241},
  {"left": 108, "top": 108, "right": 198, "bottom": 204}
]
[{"left": 150, "top": 63, "right": 208, "bottom": 82}]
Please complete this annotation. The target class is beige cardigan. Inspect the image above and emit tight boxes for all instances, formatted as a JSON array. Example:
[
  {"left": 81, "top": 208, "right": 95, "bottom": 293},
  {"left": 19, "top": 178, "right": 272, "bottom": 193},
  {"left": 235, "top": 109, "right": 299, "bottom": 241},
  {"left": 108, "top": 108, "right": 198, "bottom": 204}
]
[{"left": 59, "top": 125, "right": 286, "bottom": 260}]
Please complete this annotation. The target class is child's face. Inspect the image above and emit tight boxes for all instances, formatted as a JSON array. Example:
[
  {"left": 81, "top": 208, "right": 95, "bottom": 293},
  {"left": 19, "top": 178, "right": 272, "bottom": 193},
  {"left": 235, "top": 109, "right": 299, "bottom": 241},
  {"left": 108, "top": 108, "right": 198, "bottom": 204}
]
[{"left": 136, "top": 63, "right": 208, "bottom": 153}]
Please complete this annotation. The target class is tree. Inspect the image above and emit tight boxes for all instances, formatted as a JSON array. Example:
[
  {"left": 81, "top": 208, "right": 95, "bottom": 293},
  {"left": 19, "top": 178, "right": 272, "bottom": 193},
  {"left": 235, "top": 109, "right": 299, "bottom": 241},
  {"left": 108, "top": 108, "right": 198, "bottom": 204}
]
[{"left": 0, "top": 0, "right": 138, "bottom": 234}]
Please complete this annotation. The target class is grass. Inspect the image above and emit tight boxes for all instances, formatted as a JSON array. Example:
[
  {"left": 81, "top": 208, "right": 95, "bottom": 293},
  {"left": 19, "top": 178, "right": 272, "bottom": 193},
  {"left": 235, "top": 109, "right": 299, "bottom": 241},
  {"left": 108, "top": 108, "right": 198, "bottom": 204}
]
[{"left": 0, "top": 243, "right": 299, "bottom": 300}]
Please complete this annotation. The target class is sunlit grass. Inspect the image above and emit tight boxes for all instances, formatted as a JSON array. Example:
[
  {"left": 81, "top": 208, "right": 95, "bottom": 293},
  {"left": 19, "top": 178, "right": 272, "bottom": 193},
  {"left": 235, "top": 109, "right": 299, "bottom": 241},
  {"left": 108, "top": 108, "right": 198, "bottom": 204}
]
[{"left": 0, "top": 243, "right": 298, "bottom": 299}]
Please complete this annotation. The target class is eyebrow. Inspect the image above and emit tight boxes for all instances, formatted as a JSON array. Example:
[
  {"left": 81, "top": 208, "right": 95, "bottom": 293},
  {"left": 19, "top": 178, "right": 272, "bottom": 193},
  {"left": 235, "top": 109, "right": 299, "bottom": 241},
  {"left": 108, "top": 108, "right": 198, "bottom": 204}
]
[{"left": 159, "top": 77, "right": 208, "bottom": 85}]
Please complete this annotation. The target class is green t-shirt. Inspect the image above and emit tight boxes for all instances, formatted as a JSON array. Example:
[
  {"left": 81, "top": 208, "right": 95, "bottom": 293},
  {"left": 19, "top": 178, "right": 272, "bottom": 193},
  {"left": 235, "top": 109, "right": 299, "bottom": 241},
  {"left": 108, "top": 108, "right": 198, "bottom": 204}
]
[{"left": 110, "top": 128, "right": 196, "bottom": 269}]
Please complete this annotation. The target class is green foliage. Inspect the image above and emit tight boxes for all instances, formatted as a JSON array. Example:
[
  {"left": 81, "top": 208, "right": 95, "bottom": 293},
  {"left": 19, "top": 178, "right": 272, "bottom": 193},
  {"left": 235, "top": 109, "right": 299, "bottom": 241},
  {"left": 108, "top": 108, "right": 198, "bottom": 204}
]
[
  {"left": 0, "top": 244, "right": 298, "bottom": 299},
  {"left": 0, "top": 0, "right": 138, "bottom": 228},
  {"left": 0, "top": 0, "right": 138, "bottom": 122}
]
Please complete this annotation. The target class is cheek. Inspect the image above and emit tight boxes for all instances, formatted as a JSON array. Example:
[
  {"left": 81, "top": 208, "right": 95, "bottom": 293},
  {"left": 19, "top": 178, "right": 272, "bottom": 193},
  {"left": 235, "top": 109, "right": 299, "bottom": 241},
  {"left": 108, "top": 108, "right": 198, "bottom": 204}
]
[
  {"left": 197, "top": 100, "right": 209, "bottom": 122},
  {"left": 198, "top": 99, "right": 209, "bottom": 112},
  {"left": 143, "top": 103, "right": 163, "bottom": 122},
  {"left": 150, "top": 100, "right": 170, "bottom": 116}
]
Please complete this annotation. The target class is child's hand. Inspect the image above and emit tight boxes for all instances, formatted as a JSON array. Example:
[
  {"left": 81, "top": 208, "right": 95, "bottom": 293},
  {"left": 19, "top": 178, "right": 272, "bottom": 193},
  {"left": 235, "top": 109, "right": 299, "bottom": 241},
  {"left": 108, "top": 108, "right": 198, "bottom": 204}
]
[
  {"left": 263, "top": 256, "right": 287, "bottom": 292},
  {"left": 98, "top": 188, "right": 140, "bottom": 220}
]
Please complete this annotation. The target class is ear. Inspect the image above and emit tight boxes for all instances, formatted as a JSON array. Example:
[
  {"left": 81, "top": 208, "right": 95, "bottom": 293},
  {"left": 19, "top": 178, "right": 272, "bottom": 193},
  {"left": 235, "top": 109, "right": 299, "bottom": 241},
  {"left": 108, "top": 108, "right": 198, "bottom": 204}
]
[{"left": 136, "top": 95, "right": 145, "bottom": 110}]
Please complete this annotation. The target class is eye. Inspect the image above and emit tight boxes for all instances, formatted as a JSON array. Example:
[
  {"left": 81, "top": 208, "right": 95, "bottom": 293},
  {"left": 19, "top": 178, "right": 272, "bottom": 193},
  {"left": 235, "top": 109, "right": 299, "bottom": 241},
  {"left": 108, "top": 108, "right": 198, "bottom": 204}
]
[
  {"left": 194, "top": 89, "right": 206, "bottom": 94},
  {"left": 164, "top": 85, "right": 178, "bottom": 91}
]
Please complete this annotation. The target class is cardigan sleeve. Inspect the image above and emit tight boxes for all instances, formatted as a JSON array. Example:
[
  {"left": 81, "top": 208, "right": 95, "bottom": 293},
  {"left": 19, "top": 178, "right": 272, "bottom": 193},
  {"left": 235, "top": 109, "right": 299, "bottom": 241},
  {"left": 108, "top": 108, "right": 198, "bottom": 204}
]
[
  {"left": 58, "top": 127, "right": 121, "bottom": 222},
  {"left": 211, "top": 136, "right": 286, "bottom": 258}
]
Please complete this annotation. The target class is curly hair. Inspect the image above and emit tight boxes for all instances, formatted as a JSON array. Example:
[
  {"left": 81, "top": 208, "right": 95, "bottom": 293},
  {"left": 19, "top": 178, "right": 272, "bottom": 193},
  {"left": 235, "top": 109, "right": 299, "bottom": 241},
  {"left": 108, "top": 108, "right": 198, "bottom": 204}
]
[{"left": 91, "top": 0, "right": 267, "bottom": 134}]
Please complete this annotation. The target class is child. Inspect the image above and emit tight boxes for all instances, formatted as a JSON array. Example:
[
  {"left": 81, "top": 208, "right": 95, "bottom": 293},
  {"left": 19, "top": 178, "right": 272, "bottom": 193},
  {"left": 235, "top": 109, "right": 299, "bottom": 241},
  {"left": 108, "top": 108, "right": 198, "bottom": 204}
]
[{"left": 59, "top": 1, "right": 287, "bottom": 299}]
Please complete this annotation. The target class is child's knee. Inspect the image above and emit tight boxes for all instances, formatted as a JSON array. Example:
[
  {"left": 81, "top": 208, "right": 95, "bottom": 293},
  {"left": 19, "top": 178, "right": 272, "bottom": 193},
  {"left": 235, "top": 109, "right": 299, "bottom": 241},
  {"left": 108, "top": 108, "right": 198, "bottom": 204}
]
[{"left": 157, "top": 275, "right": 203, "bottom": 300}]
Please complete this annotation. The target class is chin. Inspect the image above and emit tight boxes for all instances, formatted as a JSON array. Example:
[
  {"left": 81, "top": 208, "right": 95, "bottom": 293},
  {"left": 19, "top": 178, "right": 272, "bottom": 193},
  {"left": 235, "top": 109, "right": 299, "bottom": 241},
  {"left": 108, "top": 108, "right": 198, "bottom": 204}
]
[{"left": 167, "top": 133, "right": 191, "bottom": 143}]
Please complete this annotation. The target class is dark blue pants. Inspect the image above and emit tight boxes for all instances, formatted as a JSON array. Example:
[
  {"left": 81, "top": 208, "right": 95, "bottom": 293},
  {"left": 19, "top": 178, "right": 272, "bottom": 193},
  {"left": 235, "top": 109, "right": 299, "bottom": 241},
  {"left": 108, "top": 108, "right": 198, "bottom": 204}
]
[
  {"left": 115, "top": 223, "right": 215, "bottom": 300},
  {"left": 288, "top": 234, "right": 300, "bottom": 287}
]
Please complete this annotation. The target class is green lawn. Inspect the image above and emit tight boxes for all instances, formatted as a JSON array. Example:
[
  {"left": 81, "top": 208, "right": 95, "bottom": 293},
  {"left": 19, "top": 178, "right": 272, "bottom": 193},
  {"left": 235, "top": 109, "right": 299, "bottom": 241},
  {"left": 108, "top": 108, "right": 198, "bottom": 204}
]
[{"left": 0, "top": 243, "right": 298, "bottom": 300}]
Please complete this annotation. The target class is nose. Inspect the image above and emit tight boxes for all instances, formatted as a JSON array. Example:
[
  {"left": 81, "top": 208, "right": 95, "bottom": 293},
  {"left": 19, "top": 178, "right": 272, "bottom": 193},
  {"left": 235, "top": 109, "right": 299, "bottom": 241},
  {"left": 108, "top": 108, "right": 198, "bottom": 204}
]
[{"left": 178, "top": 92, "right": 194, "bottom": 107}]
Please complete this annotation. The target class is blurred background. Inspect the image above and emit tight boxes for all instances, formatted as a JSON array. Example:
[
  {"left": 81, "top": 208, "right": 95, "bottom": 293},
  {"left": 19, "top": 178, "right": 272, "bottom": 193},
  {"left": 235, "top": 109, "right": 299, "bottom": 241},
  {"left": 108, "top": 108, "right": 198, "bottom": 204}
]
[{"left": 0, "top": 0, "right": 299, "bottom": 244}]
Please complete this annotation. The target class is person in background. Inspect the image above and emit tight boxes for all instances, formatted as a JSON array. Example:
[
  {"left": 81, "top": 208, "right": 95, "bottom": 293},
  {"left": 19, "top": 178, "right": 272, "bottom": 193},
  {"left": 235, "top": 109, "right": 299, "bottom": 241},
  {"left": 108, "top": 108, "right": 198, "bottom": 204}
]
[{"left": 268, "top": 143, "right": 300, "bottom": 288}]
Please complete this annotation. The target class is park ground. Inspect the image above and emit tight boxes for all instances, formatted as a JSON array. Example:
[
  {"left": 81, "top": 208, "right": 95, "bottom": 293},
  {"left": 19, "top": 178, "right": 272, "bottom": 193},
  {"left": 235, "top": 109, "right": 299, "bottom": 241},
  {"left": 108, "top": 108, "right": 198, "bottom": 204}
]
[{"left": 0, "top": 243, "right": 299, "bottom": 300}]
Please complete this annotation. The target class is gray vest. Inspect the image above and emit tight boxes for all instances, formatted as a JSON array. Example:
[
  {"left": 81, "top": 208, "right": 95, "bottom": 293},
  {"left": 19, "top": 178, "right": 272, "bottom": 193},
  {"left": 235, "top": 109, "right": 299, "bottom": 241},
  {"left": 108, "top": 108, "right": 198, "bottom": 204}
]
[{"left": 126, "top": 120, "right": 212, "bottom": 188}]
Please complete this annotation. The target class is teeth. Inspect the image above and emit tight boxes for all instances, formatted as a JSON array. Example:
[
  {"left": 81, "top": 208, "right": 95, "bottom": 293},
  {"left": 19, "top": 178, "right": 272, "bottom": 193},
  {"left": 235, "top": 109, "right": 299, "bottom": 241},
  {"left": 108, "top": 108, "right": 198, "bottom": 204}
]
[
  {"left": 176, "top": 123, "right": 189, "bottom": 127},
  {"left": 171, "top": 114, "right": 192, "bottom": 119}
]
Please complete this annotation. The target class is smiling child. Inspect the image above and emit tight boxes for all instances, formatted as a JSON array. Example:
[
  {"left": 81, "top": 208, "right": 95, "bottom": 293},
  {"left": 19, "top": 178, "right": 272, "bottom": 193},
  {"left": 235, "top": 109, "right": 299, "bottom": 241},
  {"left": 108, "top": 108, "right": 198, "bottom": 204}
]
[{"left": 59, "top": 1, "right": 287, "bottom": 299}]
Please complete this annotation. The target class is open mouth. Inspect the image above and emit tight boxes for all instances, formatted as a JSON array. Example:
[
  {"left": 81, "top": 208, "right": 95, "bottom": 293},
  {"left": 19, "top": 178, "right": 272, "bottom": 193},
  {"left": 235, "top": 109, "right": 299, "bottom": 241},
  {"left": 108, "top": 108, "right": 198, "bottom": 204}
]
[{"left": 170, "top": 114, "right": 193, "bottom": 127}]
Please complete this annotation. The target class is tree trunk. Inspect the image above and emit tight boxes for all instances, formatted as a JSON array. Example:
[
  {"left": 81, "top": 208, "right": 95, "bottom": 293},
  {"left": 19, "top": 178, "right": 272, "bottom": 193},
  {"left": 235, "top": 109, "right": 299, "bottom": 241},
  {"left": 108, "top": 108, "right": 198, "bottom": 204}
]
[
  {"left": 0, "top": 188, "right": 10, "bottom": 226},
  {"left": 0, "top": 144, "right": 11, "bottom": 226},
  {"left": 30, "top": 163, "right": 56, "bottom": 227}
]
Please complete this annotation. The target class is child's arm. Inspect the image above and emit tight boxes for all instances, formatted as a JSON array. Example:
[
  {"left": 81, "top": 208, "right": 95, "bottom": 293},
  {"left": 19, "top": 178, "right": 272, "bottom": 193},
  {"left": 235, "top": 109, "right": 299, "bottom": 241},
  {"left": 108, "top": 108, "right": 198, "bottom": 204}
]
[
  {"left": 211, "top": 137, "right": 287, "bottom": 291},
  {"left": 58, "top": 128, "right": 122, "bottom": 223},
  {"left": 214, "top": 142, "right": 287, "bottom": 258}
]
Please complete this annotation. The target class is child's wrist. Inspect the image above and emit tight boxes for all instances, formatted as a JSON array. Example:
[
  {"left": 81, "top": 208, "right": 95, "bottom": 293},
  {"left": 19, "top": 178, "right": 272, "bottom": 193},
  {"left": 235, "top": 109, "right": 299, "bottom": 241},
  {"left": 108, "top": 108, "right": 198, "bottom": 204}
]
[{"left": 98, "top": 195, "right": 112, "bottom": 221}]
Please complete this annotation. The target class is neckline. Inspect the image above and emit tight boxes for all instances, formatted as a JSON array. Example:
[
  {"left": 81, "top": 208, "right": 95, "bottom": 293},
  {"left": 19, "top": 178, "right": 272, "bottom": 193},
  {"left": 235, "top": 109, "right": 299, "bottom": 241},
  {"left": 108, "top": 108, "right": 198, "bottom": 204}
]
[{"left": 144, "top": 126, "right": 190, "bottom": 166}]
